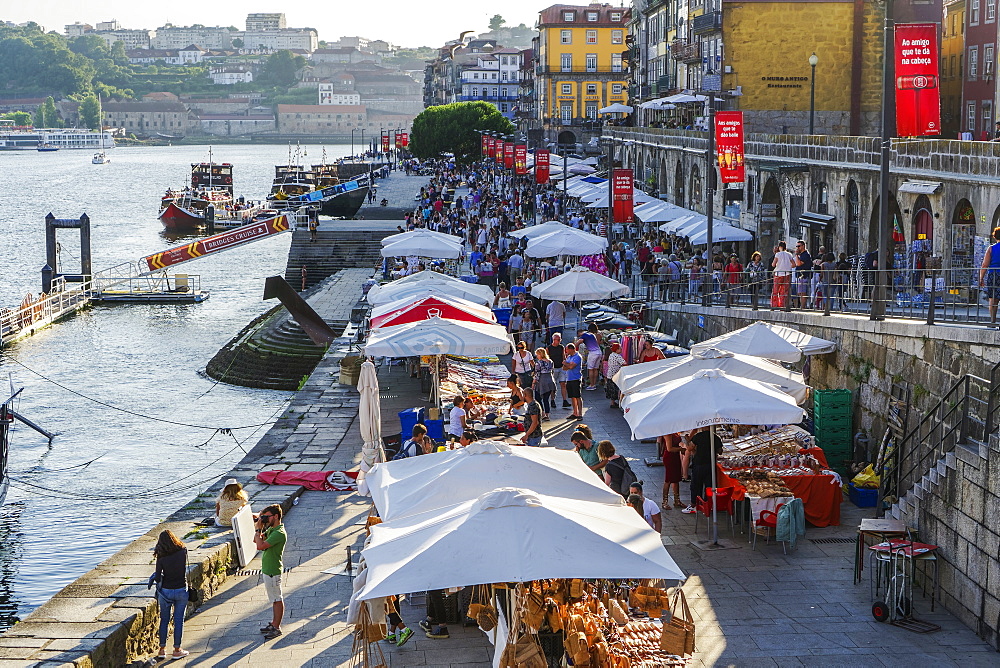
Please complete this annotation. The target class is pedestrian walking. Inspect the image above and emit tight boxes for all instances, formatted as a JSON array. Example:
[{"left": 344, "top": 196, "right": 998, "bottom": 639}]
[
  {"left": 771, "top": 242, "right": 795, "bottom": 308},
  {"left": 150, "top": 530, "right": 190, "bottom": 660},
  {"left": 547, "top": 333, "right": 569, "bottom": 409},
  {"left": 521, "top": 387, "right": 544, "bottom": 446},
  {"left": 512, "top": 341, "right": 535, "bottom": 388},
  {"left": 532, "top": 347, "right": 556, "bottom": 420},
  {"left": 604, "top": 341, "right": 626, "bottom": 409},
  {"left": 419, "top": 592, "right": 450, "bottom": 639},
  {"left": 254, "top": 505, "right": 287, "bottom": 640},
  {"left": 300, "top": 265, "right": 308, "bottom": 292},
  {"left": 383, "top": 595, "right": 415, "bottom": 647},
  {"left": 979, "top": 226, "right": 1000, "bottom": 327},
  {"left": 563, "top": 342, "right": 584, "bottom": 420}
]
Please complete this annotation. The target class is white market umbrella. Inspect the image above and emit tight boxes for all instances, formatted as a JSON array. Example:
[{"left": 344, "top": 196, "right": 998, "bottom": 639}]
[
  {"left": 508, "top": 220, "right": 569, "bottom": 239},
  {"left": 380, "top": 228, "right": 463, "bottom": 247},
  {"left": 640, "top": 98, "right": 677, "bottom": 110},
  {"left": 687, "top": 222, "right": 753, "bottom": 245},
  {"left": 367, "top": 441, "right": 623, "bottom": 521},
  {"left": 531, "top": 265, "right": 630, "bottom": 301},
  {"left": 355, "top": 487, "right": 685, "bottom": 601},
  {"left": 381, "top": 235, "right": 463, "bottom": 259},
  {"left": 614, "top": 348, "right": 808, "bottom": 403},
  {"left": 525, "top": 227, "right": 608, "bottom": 257},
  {"left": 370, "top": 293, "right": 495, "bottom": 327},
  {"left": 690, "top": 321, "right": 803, "bottom": 363},
  {"left": 355, "top": 360, "right": 383, "bottom": 497},
  {"left": 367, "top": 280, "right": 493, "bottom": 307},
  {"left": 765, "top": 323, "right": 837, "bottom": 355},
  {"left": 637, "top": 202, "right": 696, "bottom": 224},
  {"left": 658, "top": 214, "right": 704, "bottom": 234},
  {"left": 621, "top": 368, "right": 806, "bottom": 544},
  {"left": 585, "top": 190, "right": 657, "bottom": 208},
  {"left": 664, "top": 93, "right": 701, "bottom": 104},
  {"left": 599, "top": 102, "right": 634, "bottom": 114},
  {"left": 368, "top": 270, "right": 493, "bottom": 303},
  {"left": 365, "top": 316, "right": 512, "bottom": 357},
  {"left": 569, "top": 163, "right": 597, "bottom": 175}
]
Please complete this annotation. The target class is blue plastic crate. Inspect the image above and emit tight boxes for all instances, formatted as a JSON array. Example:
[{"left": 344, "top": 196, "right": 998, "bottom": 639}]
[
  {"left": 399, "top": 407, "right": 424, "bottom": 439},
  {"left": 848, "top": 483, "right": 878, "bottom": 508}
]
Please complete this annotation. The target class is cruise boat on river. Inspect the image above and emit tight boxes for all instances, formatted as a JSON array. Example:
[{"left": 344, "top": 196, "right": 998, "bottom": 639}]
[
  {"left": 158, "top": 152, "right": 262, "bottom": 231},
  {"left": 0, "top": 125, "right": 115, "bottom": 151},
  {"left": 266, "top": 147, "right": 370, "bottom": 218}
]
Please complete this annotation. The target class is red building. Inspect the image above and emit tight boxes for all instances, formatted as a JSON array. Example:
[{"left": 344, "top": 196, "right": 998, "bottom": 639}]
[{"left": 963, "top": 0, "right": 999, "bottom": 138}]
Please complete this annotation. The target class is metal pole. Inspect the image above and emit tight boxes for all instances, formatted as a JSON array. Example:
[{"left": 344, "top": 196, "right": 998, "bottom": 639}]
[
  {"left": 562, "top": 150, "right": 568, "bottom": 224},
  {"left": 872, "top": 0, "right": 894, "bottom": 321},
  {"left": 710, "top": 425, "right": 719, "bottom": 544},
  {"left": 809, "top": 59, "right": 817, "bottom": 134},
  {"left": 703, "top": 99, "right": 716, "bottom": 307},
  {"left": 607, "top": 139, "right": 614, "bottom": 240},
  {"left": 350, "top": 129, "right": 354, "bottom": 160}
]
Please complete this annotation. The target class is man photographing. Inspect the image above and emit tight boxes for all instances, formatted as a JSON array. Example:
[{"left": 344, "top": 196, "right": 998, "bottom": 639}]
[{"left": 254, "top": 505, "right": 287, "bottom": 640}]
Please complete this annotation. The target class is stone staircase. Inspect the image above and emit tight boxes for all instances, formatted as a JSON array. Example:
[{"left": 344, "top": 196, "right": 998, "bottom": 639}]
[{"left": 283, "top": 228, "right": 392, "bottom": 289}]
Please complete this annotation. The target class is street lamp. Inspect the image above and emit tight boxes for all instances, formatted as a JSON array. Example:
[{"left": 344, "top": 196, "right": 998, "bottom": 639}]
[
  {"left": 808, "top": 52, "right": 819, "bottom": 134},
  {"left": 350, "top": 128, "right": 365, "bottom": 160}
]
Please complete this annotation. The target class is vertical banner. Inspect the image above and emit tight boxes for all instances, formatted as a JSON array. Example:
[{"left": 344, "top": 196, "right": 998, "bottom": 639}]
[
  {"left": 894, "top": 23, "right": 941, "bottom": 137},
  {"left": 715, "top": 111, "right": 746, "bottom": 183},
  {"left": 503, "top": 141, "right": 515, "bottom": 169},
  {"left": 494, "top": 138, "right": 504, "bottom": 162},
  {"left": 400, "top": 132, "right": 409, "bottom": 148},
  {"left": 481, "top": 134, "right": 489, "bottom": 156},
  {"left": 535, "top": 149, "right": 550, "bottom": 183},
  {"left": 612, "top": 168, "right": 634, "bottom": 224},
  {"left": 514, "top": 145, "right": 528, "bottom": 175},
  {"left": 485, "top": 136, "right": 495, "bottom": 159},
  {"left": 394, "top": 133, "right": 402, "bottom": 148},
  {"left": 381, "top": 133, "right": 390, "bottom": 152}
]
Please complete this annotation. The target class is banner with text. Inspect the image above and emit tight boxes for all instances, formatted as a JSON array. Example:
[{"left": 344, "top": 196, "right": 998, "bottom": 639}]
[
  {"left": 381, "top": 134, "right": 390, "bottom": 152},
  {"left": 895, "top": 23, "right": 941, "bottom": 137},
  {"left": 514, "top": 145, "right": 528, "bottom": 174},
  {"left": 612, "top": 168, "right": 634, "bottom": 224},
  {"left": 715, "top": 111, "right": 746, "bottom": 183},
  {"left": 144, "top": 215, "right": 289, "bottom": 272},
  {"left": 400, "top": 132, "right": 409, "bottom": 148},
  {"left": 494, "top": 138, "right": 504, "bottom": 162},
  {"left": 535, "top": 149, "right": 550, "bottom": 183},
  {"left": 503, "top": 142, "right": 515, "bottom": 169},
  {"left": 482, "top": 134, "right": 489, "bottom": 156}
]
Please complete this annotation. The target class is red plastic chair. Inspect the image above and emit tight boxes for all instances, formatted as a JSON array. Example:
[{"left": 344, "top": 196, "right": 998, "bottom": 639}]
[
  {"left": 693, "top": 487, "right": 736, "bottom": 536},
  {"left": 752, "top": 503, "right": 786, "bottom": 553}
]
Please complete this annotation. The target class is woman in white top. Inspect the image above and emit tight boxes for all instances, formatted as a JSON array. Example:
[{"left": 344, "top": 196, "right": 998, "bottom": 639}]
[
  {"left": 215, "top": 478, "right": 249, "bottom": 527},
  {"left": 494, "top": 282, "right": 512, "bottom": 308},
  {"left": 512, "top": 341, "right": 535, "bottom": 388}
]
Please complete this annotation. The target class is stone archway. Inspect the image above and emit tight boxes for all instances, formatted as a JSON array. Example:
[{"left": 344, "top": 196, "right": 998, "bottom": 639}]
[
  {"left": 951, "top": 199, "right": 977, "bottom": 270},
  {"left": 674, "top": 162, "right": 685, "bottom": 207},
  {"left": 557, "top": 130, "right": 577, "bottom": 149},
  {"left": 690, "top": 164, "right": 702, "bottom": 212},
  {"left": 760, "top": 177, "right": 784, "bottom": 245},
  {"left": 911, "top": 194, "right": 933, "bottom": 253},
  {"left": 867, "top": 195, "right": 903, "bottom": 255}
]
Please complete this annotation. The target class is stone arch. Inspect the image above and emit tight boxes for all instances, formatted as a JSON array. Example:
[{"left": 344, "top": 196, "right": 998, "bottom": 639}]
[
  {"left": 867, "top": 195, "right": 903, "bottom": 255},
  {"left": 911, "top": 194, "right": 933, "bottom": 252},
  {"left": 951, "top": 198, "right": 977, "bottom": 269},
  {"left": 690, "top": 163, "right": 702, "bottom": 212},
  {"left": 556, "top": 129, "right": 576, "bottom": 148},
  {"left": 674, "top": 161, "right": 685, "bottom": 207},
  {"left": 846, "top": 180, "right": 861, "bottom": 257},
  {"left": 759, "top": 176, "right": 784, "bottom": 245}
]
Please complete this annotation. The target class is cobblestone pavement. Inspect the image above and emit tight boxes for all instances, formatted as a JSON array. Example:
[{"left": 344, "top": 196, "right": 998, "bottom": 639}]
[{"left": 179, "top": 359, "right": 998, "bottom": 667}]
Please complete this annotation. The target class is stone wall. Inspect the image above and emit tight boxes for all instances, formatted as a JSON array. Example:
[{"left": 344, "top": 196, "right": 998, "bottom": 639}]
[{"left": 650, "top": 302, "right": 1000, "bottom": 648}]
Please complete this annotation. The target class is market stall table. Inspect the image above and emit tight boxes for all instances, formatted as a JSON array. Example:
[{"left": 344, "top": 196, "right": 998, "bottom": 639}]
[{"left": 716, "top": 466, "right": 842, "bottom": 527}]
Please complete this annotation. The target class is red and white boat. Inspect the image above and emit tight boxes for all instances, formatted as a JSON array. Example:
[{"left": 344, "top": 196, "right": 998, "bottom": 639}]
[{"left": 158, "top": 153, "right": 261, "bottom": 231}]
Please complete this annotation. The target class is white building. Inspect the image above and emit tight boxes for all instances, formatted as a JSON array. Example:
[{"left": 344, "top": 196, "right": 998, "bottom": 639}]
[
  {"left": 459, "top": 50, "right": 521, "bottom": 118},
  {"left": 152, "top": 25, "right": 233, "bottom": 50},
  {"left": 95, "top": 20, "right": 120, "bottom": 31},
  {"left": 246, "top": 13, "right": 285, "bottom": 31},
  {"left": 92, "top": 29, "right": 154, "bottom": 50},
  {"left": 238, "top": 29, "right": 318, "bottom": 53},
  {"left": 65, "top": 23, "right": 92, "bottom": 37},
  {"left": 210, "top": 67, "right": 254, "bottom": 85},
  {"left": 318, "top": 84, "right": 361, "bottom": 105}
]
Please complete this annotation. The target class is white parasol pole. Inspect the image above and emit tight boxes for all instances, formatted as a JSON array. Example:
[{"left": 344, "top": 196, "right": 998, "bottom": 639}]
[{"left": 710, "top": 424, "right": 719, "bottom": 545}]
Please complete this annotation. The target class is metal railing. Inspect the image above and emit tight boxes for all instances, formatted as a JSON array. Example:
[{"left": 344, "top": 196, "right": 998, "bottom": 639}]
[
  {"left": 618, "top": 266, "right": 1000, "bottom": 327},
  {"left": 0, "top": 277, "right": 94, "bottom": 345}
]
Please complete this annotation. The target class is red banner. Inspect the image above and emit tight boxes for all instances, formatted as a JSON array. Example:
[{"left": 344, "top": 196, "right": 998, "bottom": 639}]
[
  {"left": 400, "top": 132, "right": 408, "bottom": 148},
  {"left": 715, "top": 111, "right": 746, "bottom": 183},
  {"left": 612, "top": 168, "right": 634, "bottom": 224},
  {"left": 381, "top": 134, "right": 390, "bottom": 152},
  {"left": 394, "top": 133, "right": 402, "bottom": 148},
  {"left": 514, "top": 145, "right": 527, "bottom": 175},
  {"left": 535, "top": 150, "right": 550, "bottom": 183},
  {"left": 143, "top": 215, "right": 289, "bottom": 271},
  {"left": 481, "top": 134, "right": 489, "bottom": 156},
  {"left": 895, "top": 23, "right": 941, "bottom": 137},
  {"left": 503, "top": 142, "right": 514, "bottom": 169},
  {"left": 494, "top": 139, "right": 504, "bottom": 162}
]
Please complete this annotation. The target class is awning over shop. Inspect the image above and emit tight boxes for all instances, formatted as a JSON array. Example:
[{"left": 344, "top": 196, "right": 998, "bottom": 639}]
[
  {"left": 898, "top": 180, "right": 943, "bottom": 194},
  {"left": 797, "top": 212, "right": 836, "bottom": 229},
  {"left": 757, "top": 161, "right": 810, "bottom": 174}
]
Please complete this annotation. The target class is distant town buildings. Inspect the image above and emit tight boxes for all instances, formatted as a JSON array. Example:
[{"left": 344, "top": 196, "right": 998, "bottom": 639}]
[{"left": 246, "top": 13, "right": 286, "bottom": 31}]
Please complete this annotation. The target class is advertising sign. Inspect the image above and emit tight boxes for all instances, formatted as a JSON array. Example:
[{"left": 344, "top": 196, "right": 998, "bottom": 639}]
[
  {"left": 503, "top": 141, "right": 515, "bottom": 169},
  {"left": 494, "top": 138, "right": 504, "bottom": 162},
  {"left": 481, "top": 134, "right": 489, "bottom": 156},
  {"left": 400, "top": 132, "right": 408, "bottom": 148},
  {"left": 895, "top": 23, "right": 941, "bottom": 137},
  {"left": 715, "top": 111, "right": 746, "bottom": 183},
  {"left": 535, "top": 149, "right": 550, "bottom": 183},
  {"left": 381, "top": 133, "right": 390, "bottom": 152},
  {"left": 514, "top": 145, "right": 528, "bottom": 175},
  {"left": 612, "top": 168, "right": 634, "bottom": 224},
  {"left": 143, "top": 215, "right": 289, "bottom": 271}
]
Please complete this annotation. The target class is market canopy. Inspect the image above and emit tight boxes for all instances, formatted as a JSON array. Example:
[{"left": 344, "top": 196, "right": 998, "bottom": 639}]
[
  {"left": 525, "top": 227, "right": 609, "bottom": 257},
  {"left": 380, "top": 228, "right": 464, "bottom": 247},
  {"left": 613, "top": 347, "right": 808, "bottom": 403},
  {"left": 639, "top": 98, "right": 677, "bottom": 110},
  {"left": 686, "top": 222, "right": 753, "bottom": 245},
  {"left": 690, "top": 321, "right": 803, "bottom": 363},
  {"left": 367, "top": 441, "right": 623, "bottom": 521},
  {"left": 658, "top": 214, "right": 707, "bottom": 234},
  {"left": 530, "top": 265, "right": 630, "bottom": 301},
  {"left": 381, "top": 234, "right": 463, "bottom": 259},
  {"left": 367, "top": 273, "right": 494, "bottom": 306},
  {"left": 584, "top": 190, "right": 658, "bottom": 208},
  {"left": 636, "top": 201, "right": 700, "bottom": 224},
  {"left": 364, "top": 315, "right": 512, "bottom": 357},
  {"left": 355, "top": 487, "right": 684, "bottom": 601},
  {"left": 370, "top": 294, "right": 496, "bottom": 328},
  {"left": 599, "top": 102, "right": 634, "bottom": 114},
  {"left": 508, "top": 220, "right": 570, "bottom": 239},
  {"left": 764, "top": 323, "right": 837, "bottom": 355},
  {"left": 620, "top": 368, "right": 806, "bottom": 440}
]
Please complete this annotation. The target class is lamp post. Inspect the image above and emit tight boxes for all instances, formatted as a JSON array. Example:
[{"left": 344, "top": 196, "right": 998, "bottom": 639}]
[
  {"left": 808, "top": 52, "right": 819, "bottom": 135},
  {"left": 871, "top": 1, "right": 895, "bottom": 320}
]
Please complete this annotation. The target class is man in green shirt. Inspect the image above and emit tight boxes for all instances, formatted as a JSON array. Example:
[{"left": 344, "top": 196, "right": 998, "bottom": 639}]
[
  {"left": 254, "top": 504, "right": 287, "bottom": 640},
  {"left": 571, "top": 430, "right": 604, "bottom": 476}
]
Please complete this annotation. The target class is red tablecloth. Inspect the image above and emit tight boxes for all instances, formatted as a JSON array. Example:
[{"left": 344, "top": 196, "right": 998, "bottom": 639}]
[{"left": 717, "top": 467, "right": 841, "bottom": 527}]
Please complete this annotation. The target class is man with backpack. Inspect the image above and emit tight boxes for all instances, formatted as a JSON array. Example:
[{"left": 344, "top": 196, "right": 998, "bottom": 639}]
[{"left": 392, "top": 424, "right": 432, "bottom": 460}]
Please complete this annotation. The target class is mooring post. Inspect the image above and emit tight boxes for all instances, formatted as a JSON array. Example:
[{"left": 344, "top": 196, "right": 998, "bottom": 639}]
[{"left": 79, "top": 213, "right": 92, "bottom": 279}]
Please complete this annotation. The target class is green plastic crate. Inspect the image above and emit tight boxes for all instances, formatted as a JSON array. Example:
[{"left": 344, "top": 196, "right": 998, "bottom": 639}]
[{"left": 813, "top": 389, "right": 851, "bottom": 409}]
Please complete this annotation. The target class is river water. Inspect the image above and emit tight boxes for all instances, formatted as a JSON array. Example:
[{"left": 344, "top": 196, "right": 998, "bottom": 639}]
[{"left": 0, "top": 143, "right": 353, "bottom": 629}]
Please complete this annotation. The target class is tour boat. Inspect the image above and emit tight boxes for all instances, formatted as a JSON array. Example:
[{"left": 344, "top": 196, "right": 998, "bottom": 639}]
[
  {"left": 266, "top": 148, "right": 370, "bottom": 218},
  {"left": 158, "top": 151, "right": 262, "bottom": 231}
]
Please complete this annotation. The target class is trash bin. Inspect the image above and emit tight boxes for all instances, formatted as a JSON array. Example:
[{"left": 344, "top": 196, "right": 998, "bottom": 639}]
[
  {"left": 339, "top": 356, "right": 363, "bottom": 385},
  {"left": 493, "top": 307, "right": 512, "bottom": 328}
]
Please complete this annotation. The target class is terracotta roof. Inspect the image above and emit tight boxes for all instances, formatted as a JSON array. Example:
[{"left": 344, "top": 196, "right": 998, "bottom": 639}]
[
  {"left": 537, "top": 3, "right": 631, "bottom": 25},
  {"left": 104, "top": 101, "right": 190, "bottom": 112},
  {"left": 277, "top": 104, "right": 367, "bottom": 113},
  {"left": 199, "top": 114, "right": 274, "bottom": 120}
]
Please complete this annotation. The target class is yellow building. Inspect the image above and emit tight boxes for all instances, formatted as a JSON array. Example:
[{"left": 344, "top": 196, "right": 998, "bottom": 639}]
[
  {"left": 941, "top": 0, "right": 965, "bottom": 137},
  {"left": 536, "top": 3, "right": 631, "bottom": 143}
]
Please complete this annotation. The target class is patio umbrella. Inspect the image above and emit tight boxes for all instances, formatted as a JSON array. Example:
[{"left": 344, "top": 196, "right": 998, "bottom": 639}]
[
  {"left": 620, "top": 368, "right": 806, "bottom": 543},
  {"left": 367, "top": 279, "right": 493, "bottom": 307},
  {"left": 369, "top": 270, "right": 492, "bottom": 299},
  {"left": 613, "top": 347, "right": 808, "bottom": 403},
  {"left": 367, "top": 440, "right": 623, "bottom": 521},
  {"left": 599, "top": 102, "right": 634, "bottom": 114},
  {"left": 636, "top": 201, "right": 696, "bottom": 223},
  {"left": 530, "top": 265, "right": 630, "bottom": 301},
  {"left": 525, "top": 227, "right": 608, "bottom": 257},
  {"left": 764, "top": 323, "right": 837, "bottom": 355},
  {"left": 686, "top": 222, "right": 753, "bottom": 245},
  {"left": 370, "top": 294, "right": 496, "bottom": 328},
  {"left": 364, "top": 316, "right": 512, "bottom": 357},
  {"left": 380, "top": 228, "right": 464, "bottom": 247},
  {"left": 569, "top": 163, "right": 596, "bottom": 175},
  {"left": 355, "top": 486, "right": 685, "bottom": 601},
  {"left": 381, "top": 235, "right": 463, "bottom": 259},
  {"left": 508, "top": 220, "right": 570, "bottom": 239},
  {"left": 585, "top": 190, "right": 657, "bottom": 208},
  {"left": 690, "top": 321, "right": 803, "bottom": 363},
  {"left": 355, "top": 360, "right": 382, "bottom": 498}
]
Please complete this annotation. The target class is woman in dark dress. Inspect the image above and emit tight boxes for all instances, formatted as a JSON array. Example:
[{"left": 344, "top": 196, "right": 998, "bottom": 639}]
[
  {"left": 152, "top": 530, "right": 190, "bottom": 659},
  {"left": 660, "top": 433, "right": 685, "bottom": 509}
]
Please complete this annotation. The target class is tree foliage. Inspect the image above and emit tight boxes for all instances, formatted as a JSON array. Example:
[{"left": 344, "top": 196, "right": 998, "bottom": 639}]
[
  {"left": 409, "top": 102, "right": 514, "bottom": 163},
  {"left": 1, "top": 111, "right": 32, "bottom": 126},
  {"left": 258, "top": 50, "right": 306, "bottom": 87},
  {"left": 34, "top": 96, "right": 58, "bottom": 128},
  {"left": 489, "top": 15, "right": 507, "bottom": 31},
  {"left": 78, "top": 94, "right": 101, "bottom": 129}
]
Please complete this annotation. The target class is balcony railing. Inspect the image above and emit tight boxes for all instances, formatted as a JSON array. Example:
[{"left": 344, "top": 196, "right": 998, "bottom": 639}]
[
  {"left": 536, "top": 65, "right": 627, "bottom": 75},
  {"left": 458, "top": 95, "right": 520, "bottom": 102},
  {"left": 671, "top": 39, "right": 701, "bottom": 63},
  {"left": 692, "top": 11, "right": 722, "bottom": 35}
]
